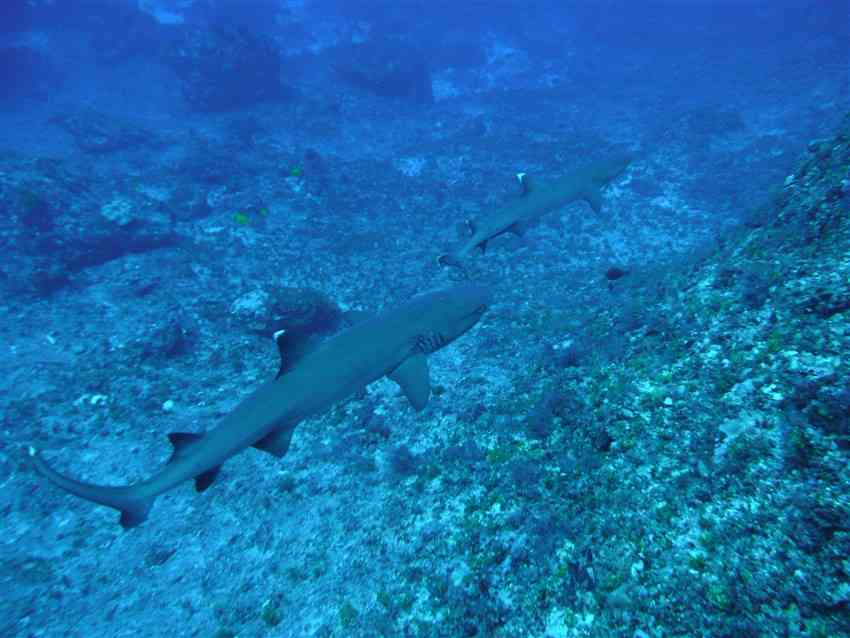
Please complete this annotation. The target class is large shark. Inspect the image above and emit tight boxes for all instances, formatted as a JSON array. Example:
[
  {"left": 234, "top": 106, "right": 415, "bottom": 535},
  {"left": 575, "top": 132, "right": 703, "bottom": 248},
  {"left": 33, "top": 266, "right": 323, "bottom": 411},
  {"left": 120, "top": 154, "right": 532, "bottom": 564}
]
[
  {"left": 30, "top": 284, "right": 491, "bottom": 528},
  {"left": 438, "top": 155, "right": 631, "bottom": 269}
]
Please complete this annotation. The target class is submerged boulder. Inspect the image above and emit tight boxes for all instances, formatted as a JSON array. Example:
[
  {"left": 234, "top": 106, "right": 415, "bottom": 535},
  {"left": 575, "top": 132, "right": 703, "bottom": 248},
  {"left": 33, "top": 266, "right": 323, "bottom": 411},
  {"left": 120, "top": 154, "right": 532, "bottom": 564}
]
[
  {"left": 167, "top": 26, "right": 289, "bottom": 112},
  {"left": 230, "top": 286, "right": 341, "bottom": 337},
  {"left": 49, "top": 110, "right": 166, "bottom": 154},
  {"left": 332, "top": 38, "right": 433, "bottom": 105},
  {"left": 0, "top": 162, "right": 177, "bottom": 296}
]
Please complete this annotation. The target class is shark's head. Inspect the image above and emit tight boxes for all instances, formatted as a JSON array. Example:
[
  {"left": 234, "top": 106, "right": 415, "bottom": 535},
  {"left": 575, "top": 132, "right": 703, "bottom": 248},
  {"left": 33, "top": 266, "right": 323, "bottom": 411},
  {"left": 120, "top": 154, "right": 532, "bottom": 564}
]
[{"left": 411, "top": 284, "right": 491, "bottom": 353}]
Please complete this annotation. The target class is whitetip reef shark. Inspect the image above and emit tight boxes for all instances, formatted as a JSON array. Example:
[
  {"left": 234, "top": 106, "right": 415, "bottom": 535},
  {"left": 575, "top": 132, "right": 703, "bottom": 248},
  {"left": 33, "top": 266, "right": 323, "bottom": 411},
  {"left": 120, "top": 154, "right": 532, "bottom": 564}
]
[
  {"left": 30, "top": 284, "right": 490, "bottom": 528},
  {"left": 438, "top": 155, "right": 631, "bottom": 269}
]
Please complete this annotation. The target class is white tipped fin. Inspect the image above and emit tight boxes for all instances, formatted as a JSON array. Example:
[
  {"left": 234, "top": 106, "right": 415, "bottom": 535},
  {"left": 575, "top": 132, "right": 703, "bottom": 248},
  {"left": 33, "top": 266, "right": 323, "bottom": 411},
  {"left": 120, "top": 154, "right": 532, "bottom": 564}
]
[
  {"left": 516, "top": 172, "right": 532, "bottom": 196},
  {"left": 274, "top": 329, "right": 321, "bottom": 378}
]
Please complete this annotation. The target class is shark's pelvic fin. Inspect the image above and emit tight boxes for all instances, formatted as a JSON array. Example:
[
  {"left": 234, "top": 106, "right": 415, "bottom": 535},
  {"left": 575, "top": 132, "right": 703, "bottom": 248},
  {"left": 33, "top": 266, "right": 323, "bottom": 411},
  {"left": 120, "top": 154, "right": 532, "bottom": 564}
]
[
  {"left": 252, "top": 426, "right": 295, "bottom": 458},
  {"left": 194, "top": 466, "right": 220, "bottom": 492},
  {"left": 29, "top": 447, "right": 154, "bottom": 529},
  {"left": 389, "top": 353, "right": 431, "bottom": 410},
  {"left": 167, "top": 432, "right": 221, "bottom": 492}
]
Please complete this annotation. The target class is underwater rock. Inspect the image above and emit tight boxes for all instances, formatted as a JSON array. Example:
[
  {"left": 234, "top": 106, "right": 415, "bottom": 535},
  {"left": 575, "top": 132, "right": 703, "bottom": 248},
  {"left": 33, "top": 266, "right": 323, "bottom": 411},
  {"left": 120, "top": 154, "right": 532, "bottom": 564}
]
[
  {"left": 332, "top": 38, "right": 433, "bottom": 104},
  {"left": 49, "top": 110, "right": 165, "bottom": 154},
  {"left": 267, "top": 287, "right": 342, "bottom": 335},
  {"left": 1, "top": 163, "right": 177, "bottom": 295},
  {"left": 16, "top": 188, "right": 55, "bottom": 234},
  {"left": 167, "top": 26, "right": 288, "bottom": 112},
  {"left": 63, "top": 195, "right": 176, "bottom": 271},
  {"left": 138, "top": 317, "right": 195, "bottom": 361},
  {"left": 230, "top": 286, "right": 341, "bottom": 337}
]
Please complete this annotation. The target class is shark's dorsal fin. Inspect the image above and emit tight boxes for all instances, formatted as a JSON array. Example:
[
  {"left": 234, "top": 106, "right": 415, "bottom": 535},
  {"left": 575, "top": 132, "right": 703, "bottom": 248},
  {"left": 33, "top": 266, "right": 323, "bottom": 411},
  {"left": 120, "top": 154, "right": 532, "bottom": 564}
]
[
  {"left": 252, "top": 426, "right": 295, "bottom": 458},
  {"left": 388, "top": 353, "right": 431, "bottom": 411},
  {"left": 516, "top": 172, "right": 533, "bottom": 196},
  {"left": 167, "top": 432, "right": 203, "bottom": 463},
  {"left": 167, "top": 432, "right": 221, "bottom": 492},
  {"left": 274, "top": 330, "right": 290, "bottom": 378},
  {"left": 274, "top": 329, "right": 321, "bottom": 378}
]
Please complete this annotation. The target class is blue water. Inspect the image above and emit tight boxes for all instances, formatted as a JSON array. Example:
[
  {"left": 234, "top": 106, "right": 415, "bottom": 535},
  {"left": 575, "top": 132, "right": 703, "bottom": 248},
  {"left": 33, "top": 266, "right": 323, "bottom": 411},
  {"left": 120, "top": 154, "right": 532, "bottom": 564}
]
[{"left": 2, "top": 1, "right": 848, "bottom": 637}]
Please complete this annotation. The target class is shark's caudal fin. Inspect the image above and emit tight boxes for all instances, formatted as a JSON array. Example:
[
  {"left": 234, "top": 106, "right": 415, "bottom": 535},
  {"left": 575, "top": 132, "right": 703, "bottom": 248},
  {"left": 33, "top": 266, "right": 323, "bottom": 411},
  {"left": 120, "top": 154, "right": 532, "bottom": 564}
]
[{"left": 29, "top": 447, "right": 154, "bottom": 529}]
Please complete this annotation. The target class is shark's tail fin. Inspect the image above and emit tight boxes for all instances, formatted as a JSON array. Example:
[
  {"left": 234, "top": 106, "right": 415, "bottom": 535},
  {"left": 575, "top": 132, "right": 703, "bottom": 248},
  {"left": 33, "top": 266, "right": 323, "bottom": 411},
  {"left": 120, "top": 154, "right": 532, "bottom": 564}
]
[{"left": 29, "top": 447, "right": 154, "bottom": 528}]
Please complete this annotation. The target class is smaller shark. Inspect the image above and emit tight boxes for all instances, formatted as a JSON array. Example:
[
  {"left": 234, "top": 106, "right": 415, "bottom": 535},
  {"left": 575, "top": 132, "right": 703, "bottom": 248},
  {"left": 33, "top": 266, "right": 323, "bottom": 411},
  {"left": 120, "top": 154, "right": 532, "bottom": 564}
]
[
  {"left": 438, "top": 155, "right": 631, "bottom": 269},
  {"left": 30, "top": 284, "right": 490, "bottom": 528}
]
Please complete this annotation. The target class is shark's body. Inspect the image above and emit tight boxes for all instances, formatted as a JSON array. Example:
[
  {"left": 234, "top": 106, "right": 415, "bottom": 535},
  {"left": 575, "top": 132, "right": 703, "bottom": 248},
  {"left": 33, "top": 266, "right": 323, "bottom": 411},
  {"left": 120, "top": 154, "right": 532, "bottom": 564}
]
[
  {"left": 438, "top": 156, "right": 630, "bottom": 269},
  {"left": 31, "top": 284, "right": 490, "bottom": 527}
]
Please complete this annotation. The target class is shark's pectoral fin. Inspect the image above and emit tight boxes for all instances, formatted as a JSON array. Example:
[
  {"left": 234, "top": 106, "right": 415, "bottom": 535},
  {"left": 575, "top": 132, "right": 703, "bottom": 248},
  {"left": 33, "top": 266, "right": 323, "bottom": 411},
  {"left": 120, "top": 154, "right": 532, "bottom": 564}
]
[
  {"left": 389, "top": 353, "right": 431, "bottom": 411},
  {"left": 581, "top": 188, "right": 604, "bottom": 214},
  {"left": 194, "top": 466, "right": 221, "bottom": 492},
  {"left": 476, "top": 239, "right": 488, "bottom": 254},
  {"left": 119, "top": 500, "right": 153, "bottom": 528},
  {"left": 167, "top": 432, "right": 221, "bottom": 492},
  {"left": 508, "top": 220, "right": 529, "bottom": 237},
  {"left": 252, "top": 426, "right": 295, "bottom": 458}
]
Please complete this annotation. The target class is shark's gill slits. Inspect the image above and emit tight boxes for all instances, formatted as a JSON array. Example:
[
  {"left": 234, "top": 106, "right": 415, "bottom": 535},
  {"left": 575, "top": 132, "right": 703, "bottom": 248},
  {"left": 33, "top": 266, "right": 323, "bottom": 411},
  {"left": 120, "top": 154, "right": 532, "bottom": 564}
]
[{"left": 416, "top": 333, "right": 447, "bottom": 353}]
